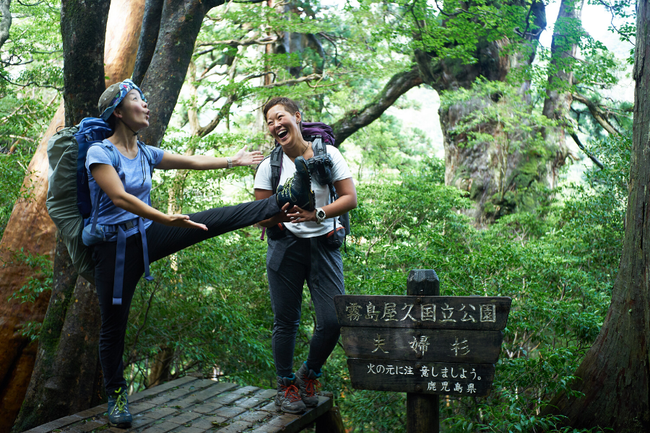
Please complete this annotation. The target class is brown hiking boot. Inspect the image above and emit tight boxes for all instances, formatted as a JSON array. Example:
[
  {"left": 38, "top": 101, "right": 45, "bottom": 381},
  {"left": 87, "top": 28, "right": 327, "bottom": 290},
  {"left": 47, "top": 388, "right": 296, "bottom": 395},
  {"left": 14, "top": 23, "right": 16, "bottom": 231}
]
[
  {"left": 295, "top": 362, "right": 321, "bottom": 407},
  {"left": 275, "top": 375, "right": 307, "bottom": 413}
]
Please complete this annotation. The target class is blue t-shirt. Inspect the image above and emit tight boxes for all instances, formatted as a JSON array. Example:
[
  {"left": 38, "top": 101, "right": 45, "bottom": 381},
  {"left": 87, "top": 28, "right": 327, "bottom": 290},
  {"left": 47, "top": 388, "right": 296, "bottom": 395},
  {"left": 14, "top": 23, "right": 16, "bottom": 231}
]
[{"left": 85, "top": 139, "right": 164, "bottom": 237}]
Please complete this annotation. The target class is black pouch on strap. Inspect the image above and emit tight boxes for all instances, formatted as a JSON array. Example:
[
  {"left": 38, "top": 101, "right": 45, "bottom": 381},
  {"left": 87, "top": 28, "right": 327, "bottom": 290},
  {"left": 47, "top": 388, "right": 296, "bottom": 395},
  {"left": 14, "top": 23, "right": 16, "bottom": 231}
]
[
  {"left": 320, "top": 225, "right": 345, "bottom": 250},
  {"left": 266, "top": 223, "right": 287, "bottom": 240}
]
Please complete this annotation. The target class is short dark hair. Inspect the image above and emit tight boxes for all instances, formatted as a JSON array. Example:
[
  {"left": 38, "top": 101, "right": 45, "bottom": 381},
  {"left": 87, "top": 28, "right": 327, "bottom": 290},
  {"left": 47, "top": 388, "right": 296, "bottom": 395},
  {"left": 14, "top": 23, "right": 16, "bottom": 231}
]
[{"left": 263, "top": 97, "right": 301, "bottom": 121}]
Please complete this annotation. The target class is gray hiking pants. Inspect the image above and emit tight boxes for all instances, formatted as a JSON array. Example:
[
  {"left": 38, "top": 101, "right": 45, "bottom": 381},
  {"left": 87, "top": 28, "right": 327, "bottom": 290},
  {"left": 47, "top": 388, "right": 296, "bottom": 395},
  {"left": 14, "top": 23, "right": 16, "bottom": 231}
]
[
  {"left": 266, "top": 231, "right": 345, "bottom": 378},
  {"left": 92, "top": 197, "right": 280, "bottom": 395}
]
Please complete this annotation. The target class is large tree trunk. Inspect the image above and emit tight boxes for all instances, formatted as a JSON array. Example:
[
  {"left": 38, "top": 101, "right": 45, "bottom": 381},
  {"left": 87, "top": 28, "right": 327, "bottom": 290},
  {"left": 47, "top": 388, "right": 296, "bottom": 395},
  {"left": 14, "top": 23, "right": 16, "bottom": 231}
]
[
  {"left": 61, "top": 0, "right": 111, "bottom": 126},
  {"left": 0, "top": 1, "right": 144, "bottom": 431},
  {"left": 0, "top": 105, "right": 63, "bottom": 433},
  {"left": 138, "top": 0, "right": 225, "bottom": 148},
  {"left": 543, "top": 1, "right": 650, "bottom": 430},
  {"left": 430, "top": 1, "right": 554, "bottom": 222},
  {"left": 11, "top": 239, "right": 104, "bottom": 433},
  {"left": 541, "top": 0, "right": 584, "bottom": 188}
]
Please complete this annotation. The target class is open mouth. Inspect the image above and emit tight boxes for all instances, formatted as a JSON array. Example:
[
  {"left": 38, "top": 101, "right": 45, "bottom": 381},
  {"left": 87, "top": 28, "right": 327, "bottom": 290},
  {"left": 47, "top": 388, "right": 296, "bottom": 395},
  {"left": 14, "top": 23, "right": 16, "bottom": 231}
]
[{"left": 277, "top": 129, "right": 288, "bottom": 139}]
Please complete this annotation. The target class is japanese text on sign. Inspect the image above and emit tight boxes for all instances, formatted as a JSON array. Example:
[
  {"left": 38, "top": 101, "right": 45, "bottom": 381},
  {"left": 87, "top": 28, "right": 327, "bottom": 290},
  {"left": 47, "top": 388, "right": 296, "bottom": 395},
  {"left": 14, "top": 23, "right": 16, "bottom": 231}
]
[
  {"left": 365, "top": 362, "right": 484, "bottom": 395},
  {"left": 345, "top": 301, "right": 497, "bottom": 324}
]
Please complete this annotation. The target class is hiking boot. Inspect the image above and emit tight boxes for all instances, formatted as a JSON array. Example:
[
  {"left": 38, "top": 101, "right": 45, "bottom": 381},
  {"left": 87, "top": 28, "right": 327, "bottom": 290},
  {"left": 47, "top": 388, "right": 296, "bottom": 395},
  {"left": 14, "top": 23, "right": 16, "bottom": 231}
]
[
  {"left": 276, "top": 156, "right": 315, "bottom": 211},
  {"left": 275, "top": 374, "right": 307, "bottom": 414},
  {"left": 295, "top": 362, "right": 322, "bottom": 407},
  {"left": 107, "top": 387, "right": 132, "bottom": 428}
]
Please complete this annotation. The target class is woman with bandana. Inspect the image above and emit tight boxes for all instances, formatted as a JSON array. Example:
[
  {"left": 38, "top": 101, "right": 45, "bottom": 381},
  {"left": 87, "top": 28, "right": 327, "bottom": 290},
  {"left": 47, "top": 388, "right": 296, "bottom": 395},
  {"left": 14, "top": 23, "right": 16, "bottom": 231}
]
[{"left": 88, "top": 80, "right": 314, "bottom": 427}]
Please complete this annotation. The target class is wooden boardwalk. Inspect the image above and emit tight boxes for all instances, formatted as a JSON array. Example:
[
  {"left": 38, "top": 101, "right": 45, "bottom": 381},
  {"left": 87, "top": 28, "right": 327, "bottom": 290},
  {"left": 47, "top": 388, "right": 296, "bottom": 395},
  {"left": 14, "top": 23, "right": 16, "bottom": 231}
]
[{"left": 22, "top": 376, "right": 343, "bottom": 433}]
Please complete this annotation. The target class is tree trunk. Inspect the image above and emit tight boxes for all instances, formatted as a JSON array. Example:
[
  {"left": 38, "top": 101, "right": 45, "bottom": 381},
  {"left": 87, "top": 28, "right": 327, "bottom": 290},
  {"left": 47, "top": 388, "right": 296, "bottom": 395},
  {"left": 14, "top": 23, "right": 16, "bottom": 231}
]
[
  {"left": 138, "top": 0, "right": 225, "bottom": 148},
  {"left": 541, "top": 0, "right": 584, "bottom": 188},
  {"left": 428, "top": 1, "right": 553, "bottom": 223},
  {"left": 132, "top": 0, "right": 165, "bottom": 86},
  {"left": 11, "top": 239, "right": 103, "bottom": 433},
  {"left": 543, "top": 1, "right": 650, "bottom": 430},
  {"left": 61, "top": 0, "right": 111, "bottom": 126},
  {"left": 0, "top": 104, "right": 63, "bottom": 433},
  {"left": 0, "top": 1, "right": 144, "bottom": 431}
]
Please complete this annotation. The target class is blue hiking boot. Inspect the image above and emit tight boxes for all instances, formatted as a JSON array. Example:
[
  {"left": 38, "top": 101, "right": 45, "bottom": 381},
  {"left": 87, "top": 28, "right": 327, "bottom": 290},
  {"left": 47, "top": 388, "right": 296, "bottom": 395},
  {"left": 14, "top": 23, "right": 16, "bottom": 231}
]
[
  {"left": 107, "top": 387, "right": 132, "bottom": 428},
  {"left": 276, "top": 156, "right": 315, "bottom": 211}
]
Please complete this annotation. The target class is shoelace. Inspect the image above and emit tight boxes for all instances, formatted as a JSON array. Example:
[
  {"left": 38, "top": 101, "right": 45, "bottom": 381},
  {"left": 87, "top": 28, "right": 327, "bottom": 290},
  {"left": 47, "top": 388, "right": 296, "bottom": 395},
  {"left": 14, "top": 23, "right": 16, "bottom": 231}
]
[
  {"left": 111, "top": 391, "right": 128, "bottom": 414},
  {"left": 280, "top": 176, "right": 297, "bottom": 201},
  {"left": 302, "top": 377, "right": 321, "bottom": 396},
  {"left": 283, "top": 384, "right": 302, "bottom": 402}
]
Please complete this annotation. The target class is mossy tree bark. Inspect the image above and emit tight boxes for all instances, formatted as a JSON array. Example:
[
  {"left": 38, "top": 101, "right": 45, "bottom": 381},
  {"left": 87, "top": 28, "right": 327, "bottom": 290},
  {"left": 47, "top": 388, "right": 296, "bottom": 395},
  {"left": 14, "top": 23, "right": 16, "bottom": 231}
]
[
  {"left": 432, "top": 0, "right": 554, "bottom": 223},
  {"left": 542, "top": 1, "right": 650, "bottom": 430}
]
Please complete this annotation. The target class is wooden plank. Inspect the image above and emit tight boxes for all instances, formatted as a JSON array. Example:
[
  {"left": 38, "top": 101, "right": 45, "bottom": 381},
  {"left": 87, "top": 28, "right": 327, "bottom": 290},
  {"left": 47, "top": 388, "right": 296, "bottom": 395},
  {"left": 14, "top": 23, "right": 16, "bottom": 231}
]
[
  {"left": 341, "top": 327, "right": 503, "bottom": 363},
  {"left": 335, "top": 295, "right": 511, "bottom": 330},
  {"left": 347, "top": 359, "right": 495, "bottom": 396}
]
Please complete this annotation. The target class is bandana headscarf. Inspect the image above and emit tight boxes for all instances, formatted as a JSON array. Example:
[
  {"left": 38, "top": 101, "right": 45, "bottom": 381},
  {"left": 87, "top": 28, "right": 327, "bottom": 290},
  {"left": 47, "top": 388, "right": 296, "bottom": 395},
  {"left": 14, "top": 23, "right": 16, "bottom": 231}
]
[{"left": 98, "top": 79, "right": 147, "bottom": 120}]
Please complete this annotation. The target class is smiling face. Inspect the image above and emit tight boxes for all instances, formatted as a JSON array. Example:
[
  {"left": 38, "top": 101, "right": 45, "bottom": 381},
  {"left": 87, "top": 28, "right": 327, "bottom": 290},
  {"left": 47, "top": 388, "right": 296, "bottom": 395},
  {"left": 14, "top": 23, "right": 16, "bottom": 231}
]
[
  {"left": 113, "top": 89, "right": 150, "bottom": 131},
  {"left": 265, "top": 104, "right": 307, "bottom": 156}
]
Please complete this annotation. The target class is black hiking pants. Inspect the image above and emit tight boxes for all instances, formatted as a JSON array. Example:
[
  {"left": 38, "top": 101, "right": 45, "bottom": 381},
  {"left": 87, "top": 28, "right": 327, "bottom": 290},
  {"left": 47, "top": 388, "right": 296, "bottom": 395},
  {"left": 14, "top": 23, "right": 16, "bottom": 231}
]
[
  {"left": 266, "top": 231, "right": 345, "bottom": 378},
  {"left": 92, "top": 197, "right": 280, "bottom": 395}
]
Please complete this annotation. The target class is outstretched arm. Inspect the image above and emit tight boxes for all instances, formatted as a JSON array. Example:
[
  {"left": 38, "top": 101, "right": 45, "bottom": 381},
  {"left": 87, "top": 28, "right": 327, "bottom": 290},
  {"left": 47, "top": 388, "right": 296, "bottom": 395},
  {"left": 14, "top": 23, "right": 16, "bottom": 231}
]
[
  {"left": 156, "top": 146, "right": 263, "bottom": 170},
  {"left": 90, "top": 163, "right": 208, "bottom": 230}
]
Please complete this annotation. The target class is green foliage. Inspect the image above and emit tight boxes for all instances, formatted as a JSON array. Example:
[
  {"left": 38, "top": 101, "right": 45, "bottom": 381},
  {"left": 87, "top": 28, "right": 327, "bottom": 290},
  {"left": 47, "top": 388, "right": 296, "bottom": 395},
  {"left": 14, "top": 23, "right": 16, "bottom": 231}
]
[
  {"left": 336, "top": 127, "right": 626, "bottom": 430},
  {"left": 0, "top": 1, "right": 62, "bottom": 233}
]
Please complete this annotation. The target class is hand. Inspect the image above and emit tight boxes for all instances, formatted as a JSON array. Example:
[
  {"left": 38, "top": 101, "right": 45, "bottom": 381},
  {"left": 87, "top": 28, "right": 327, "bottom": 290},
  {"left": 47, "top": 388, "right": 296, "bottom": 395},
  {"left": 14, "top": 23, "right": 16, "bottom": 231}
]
[
  {"left": 166, "top": 214, "right": 208, "bottom": 230},
  {"left": 233, "top": 146, "right": 264, "bottom": 167},
  {"left": 287, "top": 205, "right": 317, "bottom": 223},
  {"left": 258, "top": 203, "right": 292, "bottom": 227}
]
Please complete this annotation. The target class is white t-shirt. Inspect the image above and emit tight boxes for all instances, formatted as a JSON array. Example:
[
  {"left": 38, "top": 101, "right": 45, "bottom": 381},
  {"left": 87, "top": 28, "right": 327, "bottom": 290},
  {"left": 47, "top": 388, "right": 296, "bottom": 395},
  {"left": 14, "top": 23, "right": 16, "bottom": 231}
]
[{"left": 254, "top": 145, "right": 352, "bottom": 238}]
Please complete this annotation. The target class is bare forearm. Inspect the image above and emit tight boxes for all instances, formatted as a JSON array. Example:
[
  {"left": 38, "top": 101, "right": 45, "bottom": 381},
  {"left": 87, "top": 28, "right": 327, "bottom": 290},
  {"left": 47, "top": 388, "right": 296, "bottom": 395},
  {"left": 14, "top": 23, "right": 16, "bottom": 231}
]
[
  {"left": 111, "top": 193, "right": 171, "bottom": 224},
  {"left": 321, "top": 194, "right": 357, "bottom": 218}
]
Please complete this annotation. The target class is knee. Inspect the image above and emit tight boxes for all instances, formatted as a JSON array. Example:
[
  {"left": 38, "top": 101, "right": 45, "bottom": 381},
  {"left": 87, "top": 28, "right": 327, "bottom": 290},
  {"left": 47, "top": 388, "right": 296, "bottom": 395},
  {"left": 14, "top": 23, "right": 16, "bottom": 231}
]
[
  {"left": 317, "top": 316, "right": 341, "bottom": 336},
  {"left": 273, "top": 314, "right": 301, "bottom": 333}
]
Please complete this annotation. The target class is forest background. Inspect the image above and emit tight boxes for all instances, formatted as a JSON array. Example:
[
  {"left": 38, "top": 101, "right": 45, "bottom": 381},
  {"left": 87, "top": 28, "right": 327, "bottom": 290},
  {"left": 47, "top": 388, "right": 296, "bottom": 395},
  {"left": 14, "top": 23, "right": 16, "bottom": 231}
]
[{"left": 0, "top": 0, "right": 642, "bottom": 432}]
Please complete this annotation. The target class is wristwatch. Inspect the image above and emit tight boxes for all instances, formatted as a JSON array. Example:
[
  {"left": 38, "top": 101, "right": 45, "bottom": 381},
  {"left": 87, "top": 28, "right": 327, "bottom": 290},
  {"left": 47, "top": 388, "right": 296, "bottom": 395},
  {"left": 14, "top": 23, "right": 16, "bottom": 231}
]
[{"left": 315, "top": 207, "right": 327, "bottom": 224}]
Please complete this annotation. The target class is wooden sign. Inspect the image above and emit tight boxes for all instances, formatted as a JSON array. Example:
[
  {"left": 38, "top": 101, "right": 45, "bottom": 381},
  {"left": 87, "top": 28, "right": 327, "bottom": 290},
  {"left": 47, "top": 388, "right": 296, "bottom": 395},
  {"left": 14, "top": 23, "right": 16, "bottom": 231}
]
[
  {"left": 340, "top": 327, "right": 503, "bottom": 363},
  {"left": 335, "top": 295, "right": 511, "bottom": 330},
  {"left": 346, "top": 359, "right": 495, "bottom": 397}
]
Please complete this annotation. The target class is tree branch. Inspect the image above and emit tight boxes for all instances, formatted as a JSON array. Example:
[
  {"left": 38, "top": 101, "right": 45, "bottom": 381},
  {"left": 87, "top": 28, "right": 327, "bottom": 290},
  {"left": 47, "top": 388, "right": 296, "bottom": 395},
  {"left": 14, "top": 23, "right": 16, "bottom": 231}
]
[
  {"left": 569, "top": 130, "right": 604, "bottom": 169},
  {"left": 195, "top": 35, "right": 277, "bottom": 55},
  {"left": 260, "top": 73, "right": 322, "bottom": 88},
  {"left": 331, "top": 65, "right": 423, "bottom": 146},
  {"left": 572, "top": 92, "right": 622, "bottom": 136}
]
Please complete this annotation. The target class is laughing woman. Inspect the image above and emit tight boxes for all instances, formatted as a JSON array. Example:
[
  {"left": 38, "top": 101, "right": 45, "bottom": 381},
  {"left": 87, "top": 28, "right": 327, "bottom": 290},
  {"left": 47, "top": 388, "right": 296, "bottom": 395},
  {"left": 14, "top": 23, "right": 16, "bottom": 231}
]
[
  {"left": 254, "top": 97, "right": 357, "bottom": 413},
  {"left": 87, "top": 80, "right": 312, "bottom": 427}
]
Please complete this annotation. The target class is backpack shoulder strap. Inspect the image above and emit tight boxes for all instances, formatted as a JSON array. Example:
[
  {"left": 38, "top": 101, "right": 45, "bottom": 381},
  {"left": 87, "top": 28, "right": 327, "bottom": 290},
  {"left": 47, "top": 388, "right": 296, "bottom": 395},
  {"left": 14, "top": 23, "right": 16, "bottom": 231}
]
[
  {"left": 137, "top": 141, "right": 156, "bottom": 176},
  {"left": 91, "top": 141, "right": 120, "bottom": 168},
  {"left": 269, "top": 145, "right": 284, "bottom": 191},
  {"left": 312, "top": 137, "right": 326, "bottom": 156}
]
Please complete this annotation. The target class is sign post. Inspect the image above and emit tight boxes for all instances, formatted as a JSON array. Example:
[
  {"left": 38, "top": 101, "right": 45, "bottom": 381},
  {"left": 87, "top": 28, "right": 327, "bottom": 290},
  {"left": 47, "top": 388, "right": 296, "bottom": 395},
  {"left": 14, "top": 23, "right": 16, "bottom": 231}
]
[{"left": 334, "top": 269, "right": 511, "bottom": 432}]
